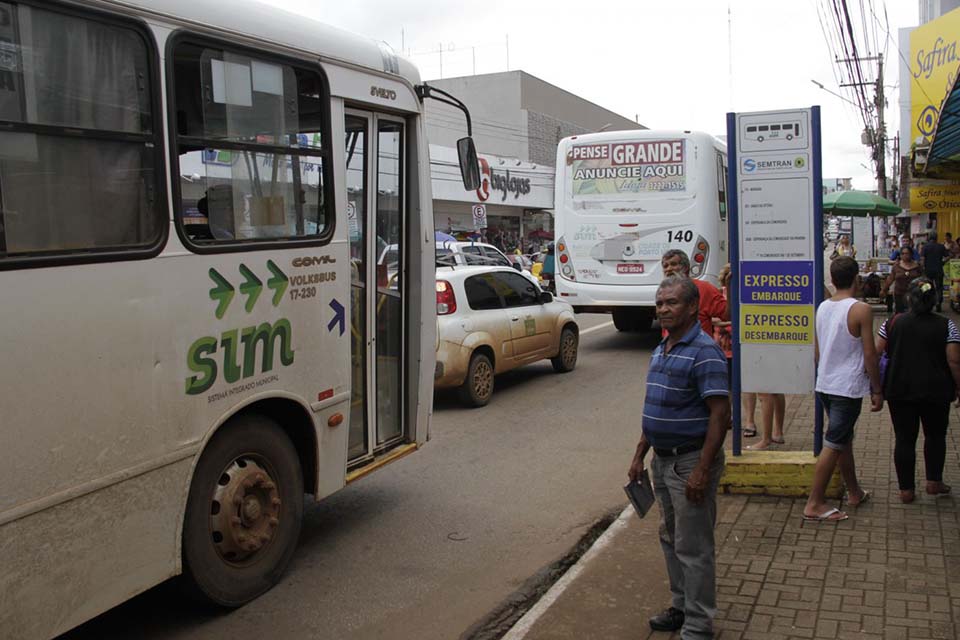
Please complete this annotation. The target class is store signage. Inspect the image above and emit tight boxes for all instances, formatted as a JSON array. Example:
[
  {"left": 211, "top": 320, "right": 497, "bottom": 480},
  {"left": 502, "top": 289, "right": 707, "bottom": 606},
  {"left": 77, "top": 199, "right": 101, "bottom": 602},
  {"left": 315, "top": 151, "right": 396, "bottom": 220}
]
[
  {"left": 910, "top": 10, "right": 960, "bottom": 143},
  {"left": 910, "top": 183, "right": 960, "bottom": 213},
  {"left": 731, "top": 107, "right": 819, "bottom": 394},
  {"left": 476, "top": 157, "right": 532, "bottom": 202}
]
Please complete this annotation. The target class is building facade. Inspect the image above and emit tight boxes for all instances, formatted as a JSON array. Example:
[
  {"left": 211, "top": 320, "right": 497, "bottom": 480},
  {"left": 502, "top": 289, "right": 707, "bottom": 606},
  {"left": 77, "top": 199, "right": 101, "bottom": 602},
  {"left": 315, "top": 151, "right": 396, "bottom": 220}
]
[{"left": 425, "top": 71, "right": 645, "bottom": 250}]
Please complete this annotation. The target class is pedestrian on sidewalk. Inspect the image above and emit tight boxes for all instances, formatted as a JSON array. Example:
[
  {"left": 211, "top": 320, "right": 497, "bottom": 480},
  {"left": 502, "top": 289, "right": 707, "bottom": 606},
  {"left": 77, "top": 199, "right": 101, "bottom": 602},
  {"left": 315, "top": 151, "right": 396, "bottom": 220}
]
[
  {"left": 884, "top": 245, "right": 922, "bottom": 314},
  {"left": 628, "top": 275, "right": 729, "bottom": 639},
  {"left": 661, "top": 249, "right": 727, "bottom": 337},
  {"left": 804, "top": 257, "right": 883, "bottom": 522},
  {"left": 747, "top": 393, "right": 786, "bottom": 450},
  {"left": 877, "top": 277, "right": 960, "bottom": 503},
  {"left": 920, "top": 232, "right": 948, "bottom": 312}
]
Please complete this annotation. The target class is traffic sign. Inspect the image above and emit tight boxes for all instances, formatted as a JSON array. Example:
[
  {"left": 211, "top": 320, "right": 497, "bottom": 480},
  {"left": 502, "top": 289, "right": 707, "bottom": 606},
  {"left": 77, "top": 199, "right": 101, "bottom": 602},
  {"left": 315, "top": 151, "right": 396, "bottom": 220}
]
[{"left": 472, "top": 204, "right": 487, "bottom": 230}]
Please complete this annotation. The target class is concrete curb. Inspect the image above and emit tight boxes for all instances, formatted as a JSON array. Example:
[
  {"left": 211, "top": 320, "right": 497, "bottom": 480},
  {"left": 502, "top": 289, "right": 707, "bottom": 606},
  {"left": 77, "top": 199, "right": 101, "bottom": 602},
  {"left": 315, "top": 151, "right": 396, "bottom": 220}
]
[{"left": 500, "top": 505, "right": 634, "bottom": 640}]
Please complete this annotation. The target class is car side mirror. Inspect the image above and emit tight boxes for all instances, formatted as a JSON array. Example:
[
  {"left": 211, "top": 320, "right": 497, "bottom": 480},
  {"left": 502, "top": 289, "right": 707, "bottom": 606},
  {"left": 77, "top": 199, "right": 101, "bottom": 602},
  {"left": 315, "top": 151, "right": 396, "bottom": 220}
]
[
  {"left": 457, "top": 137, "right": 480, "bottom": 191},
  {"left": 539, "top": 291, "right": 553, "bottom": 304},
  {"left": 512, "top": 262, "right": 522, "bottom": 272}
]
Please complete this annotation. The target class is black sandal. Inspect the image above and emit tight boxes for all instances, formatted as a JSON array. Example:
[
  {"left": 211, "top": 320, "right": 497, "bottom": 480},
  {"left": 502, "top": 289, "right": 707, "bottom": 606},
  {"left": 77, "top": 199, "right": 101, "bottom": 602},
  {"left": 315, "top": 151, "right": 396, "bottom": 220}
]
[{"left": 742, "top": 426, "right": 757, "bottom": 437}]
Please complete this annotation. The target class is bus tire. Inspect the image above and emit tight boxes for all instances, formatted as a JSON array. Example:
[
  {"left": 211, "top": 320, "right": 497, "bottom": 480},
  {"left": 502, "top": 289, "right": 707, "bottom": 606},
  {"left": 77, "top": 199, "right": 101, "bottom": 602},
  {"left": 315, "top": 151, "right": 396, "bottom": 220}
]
[
  {"left": 634, "top": 309, "right": 655, "bottom": 331},
  {"left": 551, "top": 326, "right": 579, "bottom": 373},
  {"left": 459, "top": 351, "right": 494, "bottom": 407},
  {"left": 612, "top": 308, "right": 632, "bottom": 332},
  {"left": 180, "top": 413, "right": 303, "bottom": 608}
]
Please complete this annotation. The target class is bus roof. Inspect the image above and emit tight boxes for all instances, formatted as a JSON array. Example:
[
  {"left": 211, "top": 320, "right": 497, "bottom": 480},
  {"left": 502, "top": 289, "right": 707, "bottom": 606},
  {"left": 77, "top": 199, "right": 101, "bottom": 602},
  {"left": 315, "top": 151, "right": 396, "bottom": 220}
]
[{"left": 98, "top": 0, "right": 421, "bottom": 85}]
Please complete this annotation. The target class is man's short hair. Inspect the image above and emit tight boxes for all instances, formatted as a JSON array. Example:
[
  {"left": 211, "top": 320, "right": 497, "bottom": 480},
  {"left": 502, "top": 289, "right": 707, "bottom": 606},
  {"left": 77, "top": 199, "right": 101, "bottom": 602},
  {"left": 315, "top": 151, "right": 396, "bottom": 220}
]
[
  {"left": 947, "top": 232, "right": 953, "bottom": 239},
  {"left": 830, "top": 256, "right": 859, "bottom": 289},
  {"left": 661, "top": 249, "right": 691, "bottom": 274},
  {"left": 658, "top": 274, "right": 699, "bottom": 305}
]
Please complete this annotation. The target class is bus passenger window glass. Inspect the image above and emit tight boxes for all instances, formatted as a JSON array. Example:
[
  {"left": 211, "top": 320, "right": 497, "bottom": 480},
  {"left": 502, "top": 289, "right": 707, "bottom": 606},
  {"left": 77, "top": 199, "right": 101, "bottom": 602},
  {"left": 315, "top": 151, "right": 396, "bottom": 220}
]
[
  {"left": 0, "top": 3, "right": 162, "bottom": 259},
  {"left": 758, "top": 125, "right": 768, "bottom": 132},
  {"left": 716, "top": 155, "right": 727, "bottom": 221},
  {"left": 0, "top": 4, "right": 151, "bottom": 132},
  {"left": 173, "top": 42, "right": 329, "bottom": 244},
  {"left": 770, "top": 125, "right": 780, "bottom": 131},
  {"left": 746, "top": 126, "right": 756, "bottom": 133}
]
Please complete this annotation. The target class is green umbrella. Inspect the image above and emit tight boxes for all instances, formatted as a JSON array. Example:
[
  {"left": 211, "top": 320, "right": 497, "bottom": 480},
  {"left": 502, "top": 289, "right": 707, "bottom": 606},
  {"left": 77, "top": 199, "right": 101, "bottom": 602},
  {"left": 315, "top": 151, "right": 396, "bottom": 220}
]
[{"left": 822, "top": 190, "right": 901, "bottom": 217}]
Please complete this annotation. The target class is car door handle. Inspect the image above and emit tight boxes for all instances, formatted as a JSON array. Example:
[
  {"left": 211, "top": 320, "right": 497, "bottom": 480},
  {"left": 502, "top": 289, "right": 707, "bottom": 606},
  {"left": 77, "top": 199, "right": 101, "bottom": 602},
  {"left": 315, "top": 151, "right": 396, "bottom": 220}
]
[{"left": 511, "top": 316, "right": 519, "bottom": 321}]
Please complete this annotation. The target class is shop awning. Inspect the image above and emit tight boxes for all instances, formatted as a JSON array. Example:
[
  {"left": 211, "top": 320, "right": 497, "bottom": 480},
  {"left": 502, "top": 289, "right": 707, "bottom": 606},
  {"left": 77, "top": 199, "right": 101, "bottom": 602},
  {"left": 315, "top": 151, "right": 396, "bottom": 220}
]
[{"left": 925, "top": 70, "right": 960, "bottom": 172}]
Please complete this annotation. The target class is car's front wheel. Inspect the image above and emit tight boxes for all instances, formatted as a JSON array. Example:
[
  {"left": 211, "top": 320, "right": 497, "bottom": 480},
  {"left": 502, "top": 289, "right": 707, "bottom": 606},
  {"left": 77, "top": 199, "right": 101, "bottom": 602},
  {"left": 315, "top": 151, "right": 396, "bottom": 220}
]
[
  {"left": 552, "top": 326, "right": 579, "bottom": 373},
  {"left": 459, "top": 352, "right": 494, "bottom": 407}
]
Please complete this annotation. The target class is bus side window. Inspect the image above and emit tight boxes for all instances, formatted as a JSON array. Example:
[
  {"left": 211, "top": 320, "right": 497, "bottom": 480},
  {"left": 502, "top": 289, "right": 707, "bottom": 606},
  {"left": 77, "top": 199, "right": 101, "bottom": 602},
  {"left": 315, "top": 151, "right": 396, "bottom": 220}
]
[
  {"left": 171, "top": 40, "right": 331, "bottom": 246},
  {"left": 0, "top": 3, "right": 164, "bottom": 263},
  {"left": 716, "top": 154, "right": 727, "bottom": 221}
]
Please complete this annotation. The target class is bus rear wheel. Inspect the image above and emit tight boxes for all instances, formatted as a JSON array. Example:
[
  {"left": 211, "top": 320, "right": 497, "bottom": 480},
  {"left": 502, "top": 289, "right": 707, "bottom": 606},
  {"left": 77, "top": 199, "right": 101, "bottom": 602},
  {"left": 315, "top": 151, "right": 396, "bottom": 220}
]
[
  {"left": 181, "top": 414, "right": 303, "bottom": 608},
  {"left": 612, "top": 308, "right": 633, "bottom": 332}
]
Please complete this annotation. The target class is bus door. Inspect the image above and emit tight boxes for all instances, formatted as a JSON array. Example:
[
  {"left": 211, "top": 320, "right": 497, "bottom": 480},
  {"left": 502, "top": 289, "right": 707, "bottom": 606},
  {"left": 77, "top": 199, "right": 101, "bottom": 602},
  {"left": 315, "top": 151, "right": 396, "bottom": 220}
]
[{"left": 345, "top": 111, "right": 405, "bottom": 463}]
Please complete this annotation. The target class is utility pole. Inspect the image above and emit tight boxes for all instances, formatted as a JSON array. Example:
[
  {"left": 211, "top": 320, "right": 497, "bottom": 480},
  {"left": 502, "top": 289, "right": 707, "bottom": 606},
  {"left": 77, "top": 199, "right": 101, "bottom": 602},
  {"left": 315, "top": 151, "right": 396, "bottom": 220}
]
[
  {"left": 873, "top": 55, "right": 886, "bottom": 198},
  {"left": 838, "top": 54, "right": 886, "bottom": 197}
]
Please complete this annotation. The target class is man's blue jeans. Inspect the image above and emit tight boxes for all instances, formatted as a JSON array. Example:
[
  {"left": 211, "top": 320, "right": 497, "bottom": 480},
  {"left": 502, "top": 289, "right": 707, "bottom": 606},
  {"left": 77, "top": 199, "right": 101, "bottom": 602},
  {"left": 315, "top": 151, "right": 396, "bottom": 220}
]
[{"left": 651, "top": 449, "right": 725, "bottom": 640}]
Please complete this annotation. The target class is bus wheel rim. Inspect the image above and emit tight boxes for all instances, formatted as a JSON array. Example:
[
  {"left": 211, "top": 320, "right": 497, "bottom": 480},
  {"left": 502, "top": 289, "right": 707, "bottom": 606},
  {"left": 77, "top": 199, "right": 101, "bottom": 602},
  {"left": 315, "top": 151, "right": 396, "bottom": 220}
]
[{"left": 210, "top": 458, "right": 281, "bottom": 565}]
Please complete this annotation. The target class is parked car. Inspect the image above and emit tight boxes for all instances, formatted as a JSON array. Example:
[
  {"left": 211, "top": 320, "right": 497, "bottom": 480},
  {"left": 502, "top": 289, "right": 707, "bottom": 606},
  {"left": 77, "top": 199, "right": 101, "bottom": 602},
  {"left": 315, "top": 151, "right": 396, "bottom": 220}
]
[
  {"left": 434, "top": 265, "right": 579, "bottom": 407},
  {"left": 436, "top": 241, "right": 538, "bottom": 284}
]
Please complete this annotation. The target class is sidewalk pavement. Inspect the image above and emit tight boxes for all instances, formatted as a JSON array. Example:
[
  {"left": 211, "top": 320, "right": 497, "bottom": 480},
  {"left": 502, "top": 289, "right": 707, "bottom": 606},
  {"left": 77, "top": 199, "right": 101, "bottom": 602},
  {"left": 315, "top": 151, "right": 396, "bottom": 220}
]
[{"left": 507, "top": 392, "right": 960, "bottom": 640}]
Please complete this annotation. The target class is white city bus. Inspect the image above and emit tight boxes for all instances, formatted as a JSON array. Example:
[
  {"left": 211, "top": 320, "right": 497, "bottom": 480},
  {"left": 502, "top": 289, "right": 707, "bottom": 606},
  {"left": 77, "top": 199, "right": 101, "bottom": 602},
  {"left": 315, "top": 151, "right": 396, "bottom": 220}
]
[
  {"left": 0, "top": 1, "right": 477, "bottom": 637},
  {"left": 553, "top": 130, "right": 728, "bottom": 330}
]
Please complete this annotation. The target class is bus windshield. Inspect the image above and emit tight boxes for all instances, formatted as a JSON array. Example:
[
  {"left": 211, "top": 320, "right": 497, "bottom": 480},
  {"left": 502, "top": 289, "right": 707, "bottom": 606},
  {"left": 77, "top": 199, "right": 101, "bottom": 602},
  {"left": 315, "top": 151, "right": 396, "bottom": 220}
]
[{"left": 568, "top": 138, "right": 687, "bottom": 202}]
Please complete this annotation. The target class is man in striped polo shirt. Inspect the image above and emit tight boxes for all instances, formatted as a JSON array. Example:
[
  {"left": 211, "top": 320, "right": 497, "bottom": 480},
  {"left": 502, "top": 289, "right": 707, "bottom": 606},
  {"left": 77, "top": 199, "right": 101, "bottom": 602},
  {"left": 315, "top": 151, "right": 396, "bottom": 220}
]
[{"left": 628, "top": 275, "right": 730, "bottom": 639}]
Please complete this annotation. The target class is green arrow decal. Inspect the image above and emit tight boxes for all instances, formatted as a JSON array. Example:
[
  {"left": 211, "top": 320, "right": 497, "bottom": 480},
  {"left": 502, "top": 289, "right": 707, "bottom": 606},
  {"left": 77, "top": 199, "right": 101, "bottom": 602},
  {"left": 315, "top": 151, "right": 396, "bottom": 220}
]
[
  {"left": 238, "top": 263, "right": 263, "bottom": 313},
  {"left": 266, "top": 260, "right": 289, "bottom": 306},
  {"left": 208, "top": 268, "right": 235, "bottom": 319}
]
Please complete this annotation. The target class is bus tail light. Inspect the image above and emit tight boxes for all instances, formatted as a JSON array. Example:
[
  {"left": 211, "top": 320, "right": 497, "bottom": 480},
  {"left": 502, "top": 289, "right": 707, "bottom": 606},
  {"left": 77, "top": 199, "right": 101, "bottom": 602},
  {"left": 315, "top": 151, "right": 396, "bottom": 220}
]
[
  {"left": 690, "top": 236, "right": 709, "bottom": 277},
  {"left": 436, "top": 280, "right": 457, "bottom": 315},
  {"left": 556, "top": 236, "right": 575, "bottom": 280}
]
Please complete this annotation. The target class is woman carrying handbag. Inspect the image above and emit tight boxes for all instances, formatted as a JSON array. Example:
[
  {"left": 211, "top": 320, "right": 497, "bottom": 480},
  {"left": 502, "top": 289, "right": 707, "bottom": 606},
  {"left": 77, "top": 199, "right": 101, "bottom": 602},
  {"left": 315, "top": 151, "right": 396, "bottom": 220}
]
[{"left": 877, "top": 277, "right": 960, "bottom": 503}]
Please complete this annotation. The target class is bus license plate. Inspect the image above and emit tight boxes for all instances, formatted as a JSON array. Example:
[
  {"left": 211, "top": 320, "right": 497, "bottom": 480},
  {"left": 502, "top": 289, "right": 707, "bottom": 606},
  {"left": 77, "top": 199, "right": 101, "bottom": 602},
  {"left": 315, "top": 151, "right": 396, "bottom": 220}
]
[{"left": 617, "top": 264, "right": 644, "bottom": 274}]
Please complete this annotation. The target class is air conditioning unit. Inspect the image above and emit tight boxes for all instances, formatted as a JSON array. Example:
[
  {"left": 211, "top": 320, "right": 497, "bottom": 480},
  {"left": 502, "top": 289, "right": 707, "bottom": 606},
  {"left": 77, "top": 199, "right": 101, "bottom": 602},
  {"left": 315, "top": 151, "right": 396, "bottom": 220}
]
[{"left": 913, "top": 145, "right": 930, "bottom": 172}]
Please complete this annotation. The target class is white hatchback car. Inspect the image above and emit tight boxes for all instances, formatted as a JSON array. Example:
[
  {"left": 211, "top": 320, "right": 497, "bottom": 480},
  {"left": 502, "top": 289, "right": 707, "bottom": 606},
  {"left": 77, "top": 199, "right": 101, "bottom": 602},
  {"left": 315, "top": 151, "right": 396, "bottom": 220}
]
[{"left": 434, "top": 265, "right": 579, "bottom": 407}]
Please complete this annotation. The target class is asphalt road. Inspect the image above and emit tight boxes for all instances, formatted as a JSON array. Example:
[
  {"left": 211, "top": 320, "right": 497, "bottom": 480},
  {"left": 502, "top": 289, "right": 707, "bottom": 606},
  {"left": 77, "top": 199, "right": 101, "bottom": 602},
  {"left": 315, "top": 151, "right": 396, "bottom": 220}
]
[{"left": 62, "top": 314, "right": 660, "bottom": 640}]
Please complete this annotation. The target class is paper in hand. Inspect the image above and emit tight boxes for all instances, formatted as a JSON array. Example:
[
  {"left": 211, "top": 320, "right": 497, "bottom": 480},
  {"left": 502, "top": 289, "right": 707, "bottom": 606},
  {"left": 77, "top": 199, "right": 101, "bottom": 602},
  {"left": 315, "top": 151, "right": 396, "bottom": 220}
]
[{"left": 623, "top": 469, "right": 656, "bottom": 518}]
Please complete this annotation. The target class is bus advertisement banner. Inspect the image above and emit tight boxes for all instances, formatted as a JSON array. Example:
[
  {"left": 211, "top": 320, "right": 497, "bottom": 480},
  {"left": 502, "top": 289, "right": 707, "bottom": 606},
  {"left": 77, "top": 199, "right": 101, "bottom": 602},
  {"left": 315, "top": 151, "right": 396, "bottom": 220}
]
[{"left": 569, "top": 139, "right": 686, "bottom": 196}]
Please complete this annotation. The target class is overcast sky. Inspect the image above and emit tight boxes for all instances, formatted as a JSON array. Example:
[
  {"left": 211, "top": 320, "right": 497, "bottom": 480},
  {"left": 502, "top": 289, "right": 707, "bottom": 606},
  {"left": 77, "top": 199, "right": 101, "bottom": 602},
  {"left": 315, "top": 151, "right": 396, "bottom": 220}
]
[{"left": 262, "top": 0, "right": 917, "bottom": 190}]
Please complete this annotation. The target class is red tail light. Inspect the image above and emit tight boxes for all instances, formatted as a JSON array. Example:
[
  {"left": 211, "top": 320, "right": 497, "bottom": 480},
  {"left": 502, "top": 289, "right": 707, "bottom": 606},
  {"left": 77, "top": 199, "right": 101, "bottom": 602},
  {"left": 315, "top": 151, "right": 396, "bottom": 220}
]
[
  {"left": 691, "top": 236, "right": 709, "bottom": 277},
  {"left": 556, "top": 236, "right": 576, "bottom": 280},
  {"left": 436, "top": 280, "right": 457, "bottom": 315}
]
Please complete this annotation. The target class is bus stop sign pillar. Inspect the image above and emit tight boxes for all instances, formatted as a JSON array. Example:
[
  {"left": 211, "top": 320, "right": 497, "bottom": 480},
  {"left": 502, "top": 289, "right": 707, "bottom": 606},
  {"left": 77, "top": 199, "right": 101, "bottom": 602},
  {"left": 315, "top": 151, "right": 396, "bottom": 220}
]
[{"left": 727, "top": 107, "right": 824, "bottom": 457}]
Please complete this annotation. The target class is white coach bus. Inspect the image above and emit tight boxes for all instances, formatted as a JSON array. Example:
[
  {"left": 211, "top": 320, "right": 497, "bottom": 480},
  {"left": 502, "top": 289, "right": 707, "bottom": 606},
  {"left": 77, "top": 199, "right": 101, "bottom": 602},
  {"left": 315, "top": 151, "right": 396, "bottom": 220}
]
[
  {"left": 553, "top": 130, "right": 728, "bottom": 331},
  {"left": 0, "top": 1, "right": 478, "bottom": 637}
]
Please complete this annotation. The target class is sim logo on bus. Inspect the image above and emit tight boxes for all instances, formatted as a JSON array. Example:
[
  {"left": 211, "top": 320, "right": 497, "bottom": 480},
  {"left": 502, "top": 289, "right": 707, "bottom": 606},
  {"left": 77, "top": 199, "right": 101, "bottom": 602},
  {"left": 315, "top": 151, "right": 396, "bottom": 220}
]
[{"left": 185, "top": 321, "right": 295, "bottom": 395}]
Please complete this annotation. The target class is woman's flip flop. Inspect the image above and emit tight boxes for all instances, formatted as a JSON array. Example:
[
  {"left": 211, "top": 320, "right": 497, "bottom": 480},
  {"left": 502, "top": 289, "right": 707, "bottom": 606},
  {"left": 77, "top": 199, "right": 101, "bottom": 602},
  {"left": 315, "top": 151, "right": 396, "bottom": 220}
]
[{"left": 802, "top": 508, "right": 848, "bottom": 522}]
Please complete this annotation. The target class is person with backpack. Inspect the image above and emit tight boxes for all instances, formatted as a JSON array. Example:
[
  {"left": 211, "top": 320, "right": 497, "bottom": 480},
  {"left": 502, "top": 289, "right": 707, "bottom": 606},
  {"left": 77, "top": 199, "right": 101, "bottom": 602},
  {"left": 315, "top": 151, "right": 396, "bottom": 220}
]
[{"left": 877, "top": 277, "right": 960, "bottom": 503}]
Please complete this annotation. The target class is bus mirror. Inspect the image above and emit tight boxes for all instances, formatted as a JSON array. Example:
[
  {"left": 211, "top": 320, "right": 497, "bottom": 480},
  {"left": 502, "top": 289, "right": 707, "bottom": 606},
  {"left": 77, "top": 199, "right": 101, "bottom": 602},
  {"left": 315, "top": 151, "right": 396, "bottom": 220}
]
[{"left": 457, "top": 137, "right": 480, "bottom": 191}]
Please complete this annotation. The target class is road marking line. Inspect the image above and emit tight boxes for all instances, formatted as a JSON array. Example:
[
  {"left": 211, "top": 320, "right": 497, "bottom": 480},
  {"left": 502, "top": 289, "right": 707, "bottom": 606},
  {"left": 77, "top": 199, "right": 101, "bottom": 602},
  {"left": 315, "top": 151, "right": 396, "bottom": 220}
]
[
  {"left": 578, "top": 320, "right": 614, "bottom": 336},
  {"left": 501, "top": 505, "right": 633, "bottom": 640}
]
